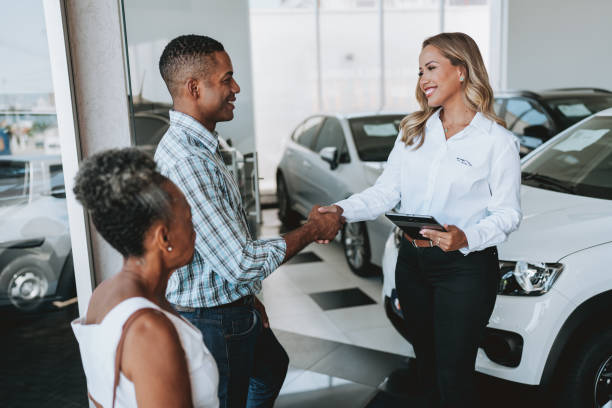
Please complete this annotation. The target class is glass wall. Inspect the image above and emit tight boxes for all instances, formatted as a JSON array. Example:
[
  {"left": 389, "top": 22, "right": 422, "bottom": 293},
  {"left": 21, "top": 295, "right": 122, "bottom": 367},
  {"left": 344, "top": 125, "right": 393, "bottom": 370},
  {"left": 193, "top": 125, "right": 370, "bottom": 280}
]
[
  {"left": 249, "top": 0, "right": 491, "bottom": 194},
  {"left": 0, "top": 1, "right": 76, "bottom": 313},
  {"left": 121, "top": 1, "right": 262, "bottom": 235},
  {"left": 1, "top": 1, "right": 84, "bottom": 406}
]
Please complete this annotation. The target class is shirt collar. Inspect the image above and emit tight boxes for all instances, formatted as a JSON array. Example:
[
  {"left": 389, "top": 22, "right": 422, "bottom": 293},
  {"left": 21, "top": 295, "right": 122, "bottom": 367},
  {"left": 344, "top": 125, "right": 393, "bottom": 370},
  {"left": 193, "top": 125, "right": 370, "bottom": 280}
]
[
  {"left": 169, "top": 110, "right": 219, "bottom": 154},
  {"left": 425, "top": 108, "right": 494, "bottom": 134}
]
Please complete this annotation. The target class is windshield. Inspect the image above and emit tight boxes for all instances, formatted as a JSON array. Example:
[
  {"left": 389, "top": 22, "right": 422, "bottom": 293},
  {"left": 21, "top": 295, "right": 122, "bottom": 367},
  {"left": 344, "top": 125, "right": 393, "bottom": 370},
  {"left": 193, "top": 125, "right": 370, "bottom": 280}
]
[
  {"left": 0, "top": 161, "right": 28, "bottom": 205},
  {"left": 545, "top": 96, "right": 612, "bottom": 128},
  {"left": 348, "top": 115, "right": 404, "bottom": 162},
  {"left": 522, "top": 116, "right": 612, "bottom": 199}
]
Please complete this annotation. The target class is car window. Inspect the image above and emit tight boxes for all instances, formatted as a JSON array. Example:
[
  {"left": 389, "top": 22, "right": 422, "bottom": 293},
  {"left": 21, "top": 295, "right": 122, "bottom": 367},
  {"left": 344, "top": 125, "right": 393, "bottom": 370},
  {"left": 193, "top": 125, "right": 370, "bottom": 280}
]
[
  {"left": 505, "top": 98, "right": 549, "bottom": 136},
  {"left": 0, "top": 161, "right": 28, "bottom": 205},
  {"left": 545, "top": 96, "right": 612, "bottom": 129},
  {"left": 49, "top": 164, "right": 64, "bottom": 192},
  {"left": 522, "top": 116, "right": 612, "bottom": 200},
  {"left": 348, "top": 115, "right": 403, "bottom": 162},
  {"left": 493, "top": 98, "right": 505, "bottom": 117},
  {"left": 133, "top": 116, "right": 169, "bottom": 147},
  {"left": 313, "top": 118, "right": 349, "bottom": 162},
  {"left": 296, "top": 117, "right": 323, "bottom": 150}
]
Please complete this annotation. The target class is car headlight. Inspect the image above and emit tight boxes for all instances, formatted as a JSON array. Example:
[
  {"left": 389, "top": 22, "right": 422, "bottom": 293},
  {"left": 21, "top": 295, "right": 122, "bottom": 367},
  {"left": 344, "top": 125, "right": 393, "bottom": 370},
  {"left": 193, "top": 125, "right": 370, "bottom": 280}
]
[
  {"left": 393, "top": 227, "right": 402, "bottom": 248},
  {"left": 498, "top": 261, "right": 564, "bottom": 296}
]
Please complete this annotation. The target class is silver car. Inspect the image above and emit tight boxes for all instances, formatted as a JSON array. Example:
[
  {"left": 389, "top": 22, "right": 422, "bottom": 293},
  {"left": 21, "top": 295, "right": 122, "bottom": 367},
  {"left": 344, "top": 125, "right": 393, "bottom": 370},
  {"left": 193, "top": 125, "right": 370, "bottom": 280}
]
[
  {"left": 0, "top": 155, "right": 75, "bottom": 311},
  {"left": 276, "top": 113, "right": 406, "bottom": 276}
]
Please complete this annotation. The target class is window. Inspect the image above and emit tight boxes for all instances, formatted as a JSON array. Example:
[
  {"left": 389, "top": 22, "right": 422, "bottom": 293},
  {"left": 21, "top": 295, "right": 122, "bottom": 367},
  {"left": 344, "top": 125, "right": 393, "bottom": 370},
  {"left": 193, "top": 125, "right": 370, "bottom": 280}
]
[
  {"left": 297, "top": 116, "right": 323, "bottom": 149},
  {"left": 0, "top": 160, "right": 28, "bottom": 205},
  {"left": 493, "top": 98, "right": 504, "bottom": 117},
  {"left": 523, "top": 116, "right": 612, "bottom": 200},
  {"left": 349, "top": 115, "right": 403, "bottom": 161},
  {"left": 504, "top": 98, "right": 549, "bottom": 136},
  {"left": 313, "top": 118, "right": 350, "bottom": 162},
  {"left": 133, "top": 115, "right": 170, "bottom": 151}
]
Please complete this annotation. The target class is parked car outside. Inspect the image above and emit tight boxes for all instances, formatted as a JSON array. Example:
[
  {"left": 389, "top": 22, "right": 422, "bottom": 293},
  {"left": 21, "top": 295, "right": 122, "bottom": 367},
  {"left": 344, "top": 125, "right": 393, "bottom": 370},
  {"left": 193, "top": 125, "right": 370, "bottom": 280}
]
[
  {"left": 494, "top": 87, "right": 612, "bottom": 155},
  {"left": 277, "top": 112, "right": 406, "bottom": 276},
  {"left": 0, "top": 155, "right": 75, "bottom": 311},
  {"left": 381, "top": 108, "right": 612, "bottom": 407}
]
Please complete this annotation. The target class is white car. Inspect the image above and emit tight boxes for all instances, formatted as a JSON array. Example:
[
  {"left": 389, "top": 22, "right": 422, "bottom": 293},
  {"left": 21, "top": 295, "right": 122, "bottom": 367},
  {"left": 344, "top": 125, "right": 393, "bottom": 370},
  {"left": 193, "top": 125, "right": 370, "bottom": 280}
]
[{"left": 381, "top": 108, "right": 612, "bottom": 408}]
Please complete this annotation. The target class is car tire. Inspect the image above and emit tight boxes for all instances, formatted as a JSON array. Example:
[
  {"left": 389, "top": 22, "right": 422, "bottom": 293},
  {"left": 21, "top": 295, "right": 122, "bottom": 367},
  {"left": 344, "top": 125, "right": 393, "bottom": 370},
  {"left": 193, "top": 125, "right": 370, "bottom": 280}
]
[
  {"left": 0, "top": 255, "right": 53, "bottom": 312},
  {"left": 557, "top": 327, "right": 612, "bottom": 408},
  {"left": 276, "top": 174, "right": 301, "bottom": 227},
  {"left": 342, "top": 222, "right": 375, "bottom": 277},
  {"left": 55, "top": 253, "right": 76, "bottom": 300}
]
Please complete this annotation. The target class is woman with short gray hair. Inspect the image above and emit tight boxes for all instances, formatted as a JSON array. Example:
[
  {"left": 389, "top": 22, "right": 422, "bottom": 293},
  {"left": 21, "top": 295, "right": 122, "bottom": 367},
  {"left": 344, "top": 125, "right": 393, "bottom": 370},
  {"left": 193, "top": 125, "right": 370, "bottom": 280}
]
[{"left": 71, "top": 148, "right": 219, "bottom": 408}]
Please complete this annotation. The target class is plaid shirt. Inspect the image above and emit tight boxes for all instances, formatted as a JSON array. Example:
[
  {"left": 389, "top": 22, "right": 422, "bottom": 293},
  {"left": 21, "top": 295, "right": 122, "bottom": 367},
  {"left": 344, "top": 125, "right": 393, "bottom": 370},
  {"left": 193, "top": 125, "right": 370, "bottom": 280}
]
[{"left": 155, "top": 111, "right": 286, "bottom": 307}]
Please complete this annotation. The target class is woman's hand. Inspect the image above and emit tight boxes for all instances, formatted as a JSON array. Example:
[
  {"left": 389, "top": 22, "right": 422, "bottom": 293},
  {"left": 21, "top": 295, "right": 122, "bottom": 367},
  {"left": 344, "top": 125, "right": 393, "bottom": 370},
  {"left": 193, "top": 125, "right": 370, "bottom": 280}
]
[{"left": 420, "top": 224, "right": 468, "bottom": 252}]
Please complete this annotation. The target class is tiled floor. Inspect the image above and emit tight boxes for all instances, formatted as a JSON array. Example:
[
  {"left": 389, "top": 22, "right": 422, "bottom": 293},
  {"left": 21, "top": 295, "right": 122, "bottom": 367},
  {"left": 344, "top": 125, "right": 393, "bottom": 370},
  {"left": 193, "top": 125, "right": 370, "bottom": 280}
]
[{"left": 259, "top": 208, "right": 414, "bottom": 357}]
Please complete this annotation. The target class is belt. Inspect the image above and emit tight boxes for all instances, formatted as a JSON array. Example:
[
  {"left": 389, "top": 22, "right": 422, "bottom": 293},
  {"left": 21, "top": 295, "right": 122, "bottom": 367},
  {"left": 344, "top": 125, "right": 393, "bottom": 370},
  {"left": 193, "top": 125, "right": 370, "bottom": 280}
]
[
  {"left": 172, "top": 295, "right": 255, "bottom": 313},
  {"left": 404, "top": 233, "right": 435, "bottom": 248}
]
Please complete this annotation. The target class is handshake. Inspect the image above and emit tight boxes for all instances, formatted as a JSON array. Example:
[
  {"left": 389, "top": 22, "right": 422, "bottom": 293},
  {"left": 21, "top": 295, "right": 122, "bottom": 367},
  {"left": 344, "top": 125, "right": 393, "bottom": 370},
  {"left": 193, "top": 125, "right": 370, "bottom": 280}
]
[{"left": 306, "top": 204, "right": 345, "bottom": 244}]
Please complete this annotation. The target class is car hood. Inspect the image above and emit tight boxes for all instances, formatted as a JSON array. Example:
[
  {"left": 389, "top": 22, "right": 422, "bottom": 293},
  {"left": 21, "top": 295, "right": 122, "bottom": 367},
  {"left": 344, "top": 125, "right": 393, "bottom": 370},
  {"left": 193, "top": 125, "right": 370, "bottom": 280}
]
[
  {"left": 0, "top": 197, "right": 69, "bottom": 243},
  {"left": 499, "top": 185, "right": 612, "bottom": 263}
]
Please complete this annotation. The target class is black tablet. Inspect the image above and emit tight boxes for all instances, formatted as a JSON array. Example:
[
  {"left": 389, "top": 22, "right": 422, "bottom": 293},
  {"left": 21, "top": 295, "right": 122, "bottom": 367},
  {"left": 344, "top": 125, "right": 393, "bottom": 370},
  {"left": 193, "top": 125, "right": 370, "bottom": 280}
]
[{"left": 385, "top": 212, "right": 446, "bottom": 241}]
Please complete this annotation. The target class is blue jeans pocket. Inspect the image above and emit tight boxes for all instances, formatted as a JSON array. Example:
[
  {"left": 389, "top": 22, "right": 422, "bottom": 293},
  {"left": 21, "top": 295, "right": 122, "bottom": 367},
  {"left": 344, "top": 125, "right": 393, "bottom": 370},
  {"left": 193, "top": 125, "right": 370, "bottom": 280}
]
[{"left": 226, "top": 309, "right": 259, "bottom": 340}]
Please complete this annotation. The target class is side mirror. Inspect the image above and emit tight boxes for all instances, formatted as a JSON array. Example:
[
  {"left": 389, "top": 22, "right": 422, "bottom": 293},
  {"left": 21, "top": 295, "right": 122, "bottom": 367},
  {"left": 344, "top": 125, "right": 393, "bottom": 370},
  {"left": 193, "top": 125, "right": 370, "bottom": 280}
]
[
  {"left": 50, "top": 185, "right": 66, "bottom": 199},
  {"left": 319, "top": 146, "right": 339, "bottom": 170}
]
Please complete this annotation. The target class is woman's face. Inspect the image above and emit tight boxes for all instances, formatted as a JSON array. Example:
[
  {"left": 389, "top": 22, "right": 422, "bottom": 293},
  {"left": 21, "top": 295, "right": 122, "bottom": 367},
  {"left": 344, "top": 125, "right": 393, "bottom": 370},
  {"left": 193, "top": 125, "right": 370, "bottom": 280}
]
[
  {"left": 418, "top": 45, "right": 464, "bottom": 108},
  {"left": 165, "top": 182, "right": 196, "bottom": 268}
]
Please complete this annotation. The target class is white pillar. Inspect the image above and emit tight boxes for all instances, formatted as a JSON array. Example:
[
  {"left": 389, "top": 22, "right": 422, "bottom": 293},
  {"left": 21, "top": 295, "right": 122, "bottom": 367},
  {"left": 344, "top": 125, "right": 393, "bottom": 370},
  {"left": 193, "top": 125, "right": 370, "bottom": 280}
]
[{"left": 43, "top": 0, "right": 133, "bottom": 314}]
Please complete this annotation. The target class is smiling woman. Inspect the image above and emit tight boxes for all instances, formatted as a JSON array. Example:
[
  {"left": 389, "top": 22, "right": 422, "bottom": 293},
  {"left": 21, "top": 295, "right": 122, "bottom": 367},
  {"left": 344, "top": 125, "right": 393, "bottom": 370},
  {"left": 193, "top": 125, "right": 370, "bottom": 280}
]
[{"left": 318, "top": 32, "right": 521, "bottom": 408}]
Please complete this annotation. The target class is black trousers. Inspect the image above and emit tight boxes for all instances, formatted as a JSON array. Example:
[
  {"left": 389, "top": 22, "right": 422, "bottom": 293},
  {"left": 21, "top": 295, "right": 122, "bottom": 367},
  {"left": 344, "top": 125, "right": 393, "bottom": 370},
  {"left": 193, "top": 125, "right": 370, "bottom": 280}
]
[{"left": 395, "top": 239, "right": 500, "bottom": 408}]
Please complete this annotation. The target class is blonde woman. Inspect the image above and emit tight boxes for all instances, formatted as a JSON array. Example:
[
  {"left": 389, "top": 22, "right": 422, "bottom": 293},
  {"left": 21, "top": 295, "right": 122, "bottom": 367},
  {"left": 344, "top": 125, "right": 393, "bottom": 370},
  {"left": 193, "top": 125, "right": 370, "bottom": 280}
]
[{"left": 319, "top": 32, "right": 521, "bottom": 407}]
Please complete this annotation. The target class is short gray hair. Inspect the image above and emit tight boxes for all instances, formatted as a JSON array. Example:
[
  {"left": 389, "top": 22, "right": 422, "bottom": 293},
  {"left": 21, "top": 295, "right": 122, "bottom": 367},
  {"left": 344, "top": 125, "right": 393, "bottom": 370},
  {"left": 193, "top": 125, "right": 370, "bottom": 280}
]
[{"left": 73, "top": 148, "right": 173, "bottom": 257}]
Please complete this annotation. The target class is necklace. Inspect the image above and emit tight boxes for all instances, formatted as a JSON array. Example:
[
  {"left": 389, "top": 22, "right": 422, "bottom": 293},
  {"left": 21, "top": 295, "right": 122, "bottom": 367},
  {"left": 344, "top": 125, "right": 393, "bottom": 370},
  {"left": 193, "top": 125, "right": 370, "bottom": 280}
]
[{"left": 442, "top": 120, "right": 469, "bottom": 134}]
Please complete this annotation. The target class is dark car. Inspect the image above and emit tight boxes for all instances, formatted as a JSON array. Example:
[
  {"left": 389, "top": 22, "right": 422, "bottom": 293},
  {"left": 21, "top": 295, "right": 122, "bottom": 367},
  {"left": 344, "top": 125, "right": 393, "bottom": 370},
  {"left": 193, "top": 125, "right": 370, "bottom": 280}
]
[{"left": 494, "top": 87, "right": 612, "bottom": 155}]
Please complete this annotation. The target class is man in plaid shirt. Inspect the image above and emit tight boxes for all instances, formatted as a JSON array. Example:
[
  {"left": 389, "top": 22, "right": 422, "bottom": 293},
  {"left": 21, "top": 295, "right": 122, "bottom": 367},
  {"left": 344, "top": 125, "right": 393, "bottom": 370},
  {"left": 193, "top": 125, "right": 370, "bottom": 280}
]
[{"left": 155, "top": 35, "right": 343, "bottom": 408}]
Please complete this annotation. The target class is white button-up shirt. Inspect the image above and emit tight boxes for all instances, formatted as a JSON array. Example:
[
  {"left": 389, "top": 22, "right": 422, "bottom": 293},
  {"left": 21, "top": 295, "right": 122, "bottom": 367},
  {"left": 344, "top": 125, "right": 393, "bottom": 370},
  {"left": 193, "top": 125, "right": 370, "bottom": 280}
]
[{"left": 336, "top": 108, "right": 522, "bottom": 254}]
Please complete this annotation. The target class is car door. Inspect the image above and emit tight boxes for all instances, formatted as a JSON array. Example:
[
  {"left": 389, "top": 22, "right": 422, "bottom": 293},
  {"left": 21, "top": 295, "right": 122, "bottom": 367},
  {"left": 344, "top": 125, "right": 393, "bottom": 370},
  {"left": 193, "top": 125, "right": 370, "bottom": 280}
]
[
  {"left": 284, "top": 116, "right": 324, "bottom": 213},
  {"left": 308, "top": 117, "right": 351, "bottom": 206}
]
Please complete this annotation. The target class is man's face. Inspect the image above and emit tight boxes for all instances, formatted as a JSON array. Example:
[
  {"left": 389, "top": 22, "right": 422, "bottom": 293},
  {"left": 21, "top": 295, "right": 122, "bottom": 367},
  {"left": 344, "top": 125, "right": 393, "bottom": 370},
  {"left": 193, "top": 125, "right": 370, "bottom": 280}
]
[{"left": 197, "top": 51, "right": 240, "bottom": 130}]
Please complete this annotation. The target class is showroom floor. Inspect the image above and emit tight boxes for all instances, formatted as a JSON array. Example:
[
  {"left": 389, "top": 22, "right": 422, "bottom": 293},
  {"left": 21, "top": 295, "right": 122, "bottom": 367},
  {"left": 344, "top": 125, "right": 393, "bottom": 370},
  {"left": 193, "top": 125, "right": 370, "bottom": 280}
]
[{"left": 0, "top": 208, "right": 551, "bottom": 407}]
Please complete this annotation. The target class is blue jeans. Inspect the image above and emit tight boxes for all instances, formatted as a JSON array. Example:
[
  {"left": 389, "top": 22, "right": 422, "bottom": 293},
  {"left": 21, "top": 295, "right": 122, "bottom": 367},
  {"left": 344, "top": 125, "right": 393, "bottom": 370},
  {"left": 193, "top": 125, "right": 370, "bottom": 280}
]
[{"left": 180, "top": 301, "right": 289, "bottom": 408}]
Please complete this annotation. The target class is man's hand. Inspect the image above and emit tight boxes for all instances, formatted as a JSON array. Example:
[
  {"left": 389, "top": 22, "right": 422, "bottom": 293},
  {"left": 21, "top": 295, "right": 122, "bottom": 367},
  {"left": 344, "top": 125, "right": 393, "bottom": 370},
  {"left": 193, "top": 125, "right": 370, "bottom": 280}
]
[
  {"left": 308, "top": 205, "right": 345, "bottom": 243},
  {"left": 420, "top": 224, "right": 468, "bottom": 252},
  {"left": 315, "top": 205, "right": 344, "bottom": 244},
  {"left": 253, "top": 297, "right": 269, "bottom": 328},
  {"left": 281, "top": 205, "right": 345, "bottom": 263}
]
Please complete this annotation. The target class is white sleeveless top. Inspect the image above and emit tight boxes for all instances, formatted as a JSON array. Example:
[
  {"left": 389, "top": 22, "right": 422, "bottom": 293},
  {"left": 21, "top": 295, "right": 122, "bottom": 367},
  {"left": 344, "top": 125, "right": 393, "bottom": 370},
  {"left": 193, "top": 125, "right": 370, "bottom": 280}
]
[{"left": 71, "top": 297, "right": 219, "bottom": 407}]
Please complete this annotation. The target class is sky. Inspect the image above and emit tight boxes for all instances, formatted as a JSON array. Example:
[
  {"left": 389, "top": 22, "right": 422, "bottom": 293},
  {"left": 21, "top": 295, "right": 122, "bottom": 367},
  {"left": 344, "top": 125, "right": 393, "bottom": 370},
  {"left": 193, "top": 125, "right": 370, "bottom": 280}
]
[{"left": 0, "top": 1, "right": 54, "bottom": 95}]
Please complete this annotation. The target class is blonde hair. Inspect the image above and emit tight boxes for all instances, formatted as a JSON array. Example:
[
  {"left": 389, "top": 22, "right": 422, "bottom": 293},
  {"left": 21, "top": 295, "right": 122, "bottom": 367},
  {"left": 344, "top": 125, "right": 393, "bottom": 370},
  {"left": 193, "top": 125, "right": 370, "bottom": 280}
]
[{"left": 400, "top": 32, "right": 505, "bottom": 148}]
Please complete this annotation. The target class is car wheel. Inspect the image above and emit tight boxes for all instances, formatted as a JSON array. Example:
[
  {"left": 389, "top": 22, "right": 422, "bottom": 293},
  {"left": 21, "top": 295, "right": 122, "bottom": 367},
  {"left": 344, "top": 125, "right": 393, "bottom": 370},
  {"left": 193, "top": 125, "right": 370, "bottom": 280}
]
[
  {"left": 0, "top": 256, "right": 52, "bottom": 312},
  {"left": 342, "top": 222, "right": 375, "bottom": 277},
  {"left": 277, "top": 174, "right": 301, "bottom": 227},
  {"left": 558, "top": 327, "right": 612, "bottom": 408}
]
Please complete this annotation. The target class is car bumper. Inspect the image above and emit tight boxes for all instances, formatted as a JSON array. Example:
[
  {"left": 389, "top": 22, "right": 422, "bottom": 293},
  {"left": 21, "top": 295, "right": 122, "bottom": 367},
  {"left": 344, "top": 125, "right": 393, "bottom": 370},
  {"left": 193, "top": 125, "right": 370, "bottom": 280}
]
[{"left": 382, "top": 237, "right": 571, "bottom": 385}]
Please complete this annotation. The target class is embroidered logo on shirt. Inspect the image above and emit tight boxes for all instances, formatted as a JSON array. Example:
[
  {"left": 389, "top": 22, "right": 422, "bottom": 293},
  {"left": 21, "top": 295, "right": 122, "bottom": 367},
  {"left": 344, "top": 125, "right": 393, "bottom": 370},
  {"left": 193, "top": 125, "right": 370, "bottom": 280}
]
[{"left": 456, "top": 157, "right": 472, "bottom": 167}]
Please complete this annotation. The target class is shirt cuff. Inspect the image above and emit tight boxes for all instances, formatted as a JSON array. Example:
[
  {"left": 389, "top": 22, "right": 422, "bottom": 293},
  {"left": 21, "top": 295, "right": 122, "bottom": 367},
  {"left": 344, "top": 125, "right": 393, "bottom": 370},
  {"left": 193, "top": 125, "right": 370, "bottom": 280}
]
[
  {"left": 265, "top": 237, "right": 287, "bottom": 271},
  {"left": 463, "top": 225, "right": 481, "bottom": 253},
  {"left": 333, "top": 199, "right": 353, "bottom": 221}
]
